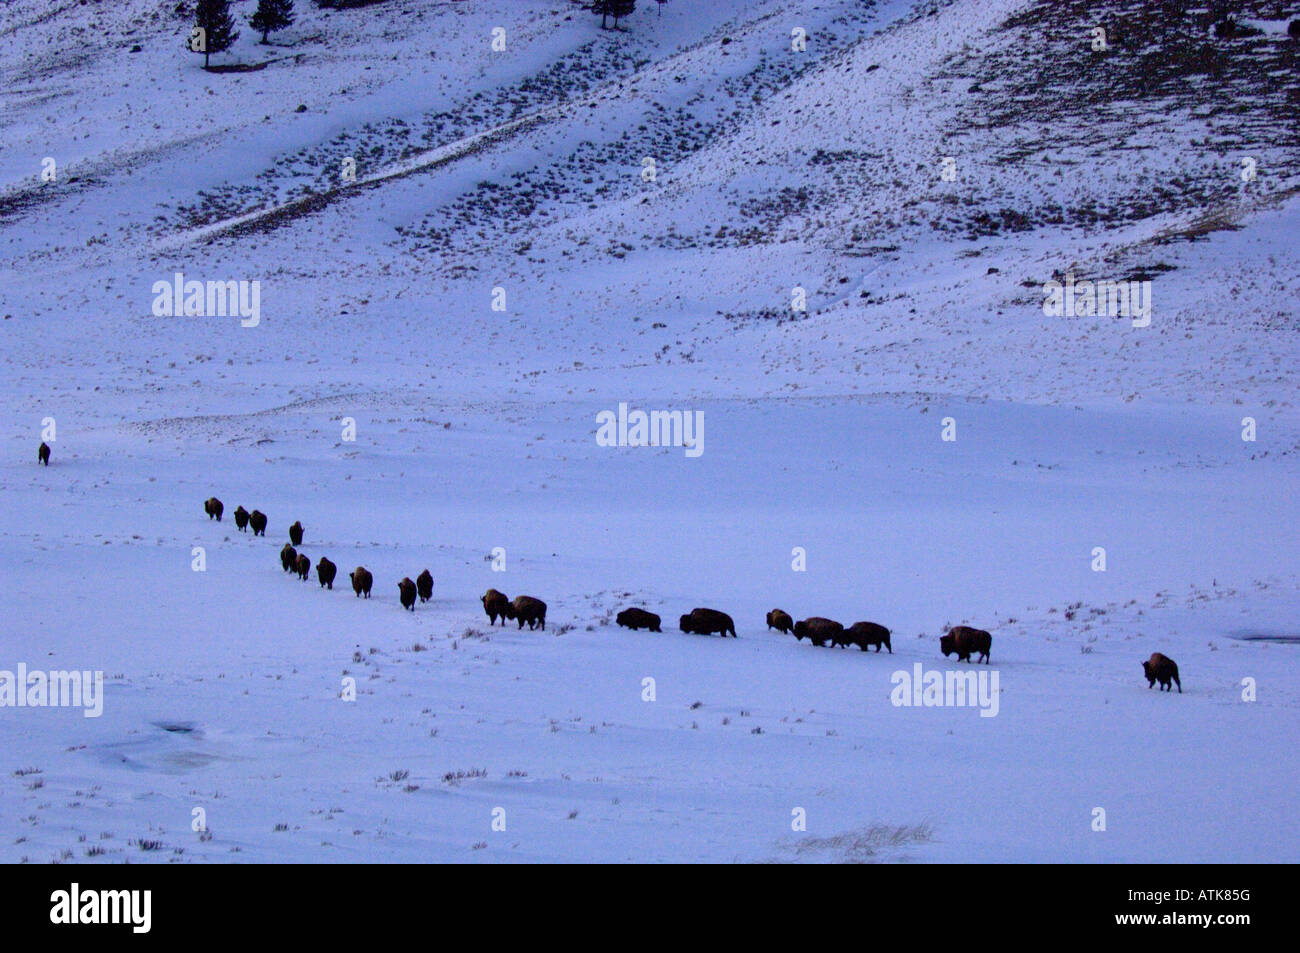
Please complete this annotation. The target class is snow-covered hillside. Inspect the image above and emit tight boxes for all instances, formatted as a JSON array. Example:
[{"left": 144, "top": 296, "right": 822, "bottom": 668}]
[{"left": 1, "top": 0, "right": 1297, "bottom": 863}]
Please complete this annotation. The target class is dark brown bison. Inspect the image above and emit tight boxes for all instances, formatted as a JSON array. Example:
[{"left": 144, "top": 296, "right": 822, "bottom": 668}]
[
  {"left": 511, "top": 595, "right": 547, "bottom": 630},
  {"left": 233, "top": 506, "right": 250, "bottom": 531},
  {"left": 1143, "top": 653, "right": 1181, "bottom": 693},
  {"left": 398, "top": 577, "right": 417, "bottom": 611},
  {"left": 1290, "top": 20, "right": 1300, "bottom": 39},
  {"left": 766, "top": 609, "right": 794, "bottom": 634},
  {"left": 680, "top": 608, "right": 736, "bottom": 638},
  {"left": 481, "top": 588, "right": 511, "bottom": 625},
  {"left": 616, "top": 608, "right": 661, "bottom": 632},
  {"left": 280, "top": 543, "right": 297, "bottom": 573},
  {"left": 289, "top": 521, "right": 304, "bottom": 546},
  {"left": 249, "top": 510, "right": 267, "bottom": 536},
  {"left": 295, "top": 553, "right": 311, "bottom": 581},
  {"left": 416, "top": 569, "right": 433, "bottom": 602},
  {"left": 38, "top": 442, "right": 50, "bottom": 466},
  {"left": 940, "top": 626, "right": 992, "bottom": 664},
  {"left": 1213, "top": 18, "right": 1237, "bottom": 39},
  {"left": 350, "top": 566, "right": 373, "bottom": 598},
  {"left": 794, "top": 617, "right": 842, "bottom": 647},
  {"left": 845, "top": 621, "right": 891, "bottom": 653},
  {"left": 204, "top": 497, "right": 224, "bottom": 521},
  {"left": 316, "top": 556, "right": 337, "bottom": 590}
]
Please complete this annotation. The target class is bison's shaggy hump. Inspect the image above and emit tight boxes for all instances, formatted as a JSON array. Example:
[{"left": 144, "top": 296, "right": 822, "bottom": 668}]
[
  {"left": 280, "top": 544, "right": 298, "bottom": 573},
  {"left": 680, "top": 608, "right": 736, "bottom": 638},
  {"left": 398, "top": 577, "right": 417, "bottom": 611},
  {"left": 316, "top": 556, "right": 337, "bottom": 590},
  {"left": 38, "top": 442, "right": 50, "bottom": 465},
  {"left": 350, "top": 566, "right": 373, "bottom": 598},
  {"left": 1143, "top": 652, "right": 1181, "bottom": 693},
  {"left": 204, "top": 497, "right": 224, "bottom": 521},
  {"left": 289, "top": 521, "right": 304, "bottom": 546},
  {"left": 845, "top": 621, "right": 891, "bottom": 653},
  {"left": 249, "top": 510, "right": 268, "bottom": 536},
  {"left": 940, "top": 626, "right": 991, "bottom": 663},
  {"left": 766, "top": 609, "right": 794, "bottom": 634},
  {"left": 416, "top": 569, "right": 433, "bottom": 602},
  {"left": 511, "top": 595, "right": 547, "bottom": 630},
  {"left": 616, "top": 607, "right": 661, "bottom": 632},
  {"left": 793, "top": 617, "right": 842, "bottom": 647},
  {"left": 481, "top": 588, "right": 511, "bottom": 625},
  {"left": 295, "top": 553, "right": 311, "bottom": 581},
  {"left": 233, "top": 506, "right": 250, "bottom": 531}
]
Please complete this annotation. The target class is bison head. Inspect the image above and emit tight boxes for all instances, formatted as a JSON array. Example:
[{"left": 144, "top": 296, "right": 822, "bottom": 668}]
[
  {"left": 679, "top": 614, "right": 694, "bottom": 633},
  {"left": 939, "top": 633, "right": 955, "bottom": 657}
]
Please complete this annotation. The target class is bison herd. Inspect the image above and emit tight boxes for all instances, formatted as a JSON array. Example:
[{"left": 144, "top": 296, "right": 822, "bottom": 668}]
[{"left": 201, "top": 494, "right": 1183, "bottom": 693}]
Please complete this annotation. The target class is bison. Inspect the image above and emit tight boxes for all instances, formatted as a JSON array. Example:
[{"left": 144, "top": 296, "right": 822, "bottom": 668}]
[
  {"left": 845, "top": 621, "right": 891, "bottom": 653},
  {"left": 38, "top": 442, "right": 50, "bottom": 466},
  {"left": 416, "top": 569, "right": 433, "bottom": 602},
  {"left": 289, "top": 521, "right": 304, "bottom": 546},
  {"left": 794, "top": 617, "right": 842, "bottom": 647},
  {"left": 280, "top": 543, "right": 297, "bottom": 573},
  {"left": 511, "top": 595, "right": 547, "bottom": 630},
  {"left": 249, "top": 510, "right": 268, "bottom": 536},
  {"left": 233, "top": 506, "right": 250, "bottom": 531},
  {"left": 1143, "top": 653, "right": 1181, "bottom": 693},
  {"left": 204, "top": 497, "right": 224, "bottom": 521},
  {"left": 316, "top": 556, "right": 337, "bottom": 590},
  {"left": 616, "top": 607, "right": 661, "bottom": 632},
  {"left": 295, "top": 553, "right": 311, "bottom": 581},
  {"left": 350, "top": 566, "right": 373, "bottom": 599},
  {"left": 766, "top": 609, "right": 794, "bottom": 635},
  {"left": 680, "top": 608, "right": 737, "bottom": 638},
  {"left": 1291, "top": 20, "right": 1300, "bottom": 39},
  {"left": 481, "top": 588, "right": 511, "bottom": 626},
  {"left": 398, "top": 577, "right": 417, "bottom": 611},
  {"left": 940, "top": 626, "right": 992, "bottom": 664}
]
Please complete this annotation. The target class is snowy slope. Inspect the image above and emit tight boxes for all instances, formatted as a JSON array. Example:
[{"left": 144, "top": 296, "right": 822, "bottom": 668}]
[{"left": 1, "top": 0, "right": 1297, "bottom": 863}]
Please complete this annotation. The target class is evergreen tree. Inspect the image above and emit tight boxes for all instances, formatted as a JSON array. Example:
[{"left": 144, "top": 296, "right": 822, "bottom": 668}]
[
  {"left": 190, "top": 0, "right": 239, "bottom": 69},
  {"left": 250, "top": 0, "right": 295, "bottom": 45},
  {"left": 594, "top": 0, "right": 635, "bottom": 30}
]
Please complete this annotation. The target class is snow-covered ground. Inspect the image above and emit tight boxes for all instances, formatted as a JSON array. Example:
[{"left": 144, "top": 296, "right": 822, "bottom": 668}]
[{"left": 1, "top": 0, "right": 1297, "bottom": 863}]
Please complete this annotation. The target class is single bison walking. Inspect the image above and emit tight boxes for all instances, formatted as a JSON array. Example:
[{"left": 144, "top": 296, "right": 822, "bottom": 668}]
[
  {"left": 280, "top": 544, "right": 297, "bottom": 573},
  {"left": 766, "top": 609, "right": 794, "bottom": 635},
  {"left": 289, "top": 521, "right": 304, "bottom": 546},
  {"left": 511, "top": 595, "right": 547, "bottom": 630},
  {"left": 350, "top": 567, "right": 373, "bottom": 599},
  {"left": 1143, "top": 653, "right": 1181, "bottom": 693},
  {"left": 295, "top": 553, "right": 311, "bottom": 581},
  {"left": 616, "top": 607, "right": 661, "bottom": 632},
  {"left": 249, "top": 510, "right": 268, "bottom": 536},
  {"left": 316, "top": 556, "right": 337, "bottom": 590},
  {"left": 38, "top": 442, "right": 51, "bottom": 466},
  {"left": 845, "top": 621, "right": 891, "bottom": 653},
  {"left": 204, "top": 497, "right": 224, "bottom": 521},
  {"left": 940, "top": 626, "right": 992, "bottom": 664},
  {"left": 233, "top": 506, "right": 250, "bottom": 532},
  {"left": 680, "top": 608, "right": 737, "bottom": 638},
  {"left": 416, "top": 569, "right": 433, "bottom": 602},
  {"left": 481, "top": 588, "right": 511, "bottom": 626},
  {"left": 794, "top": 617, "right": 842, "bottom": 647},
  {"left": 398, "top": 577, "right": 417, "bottom": 611}
]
